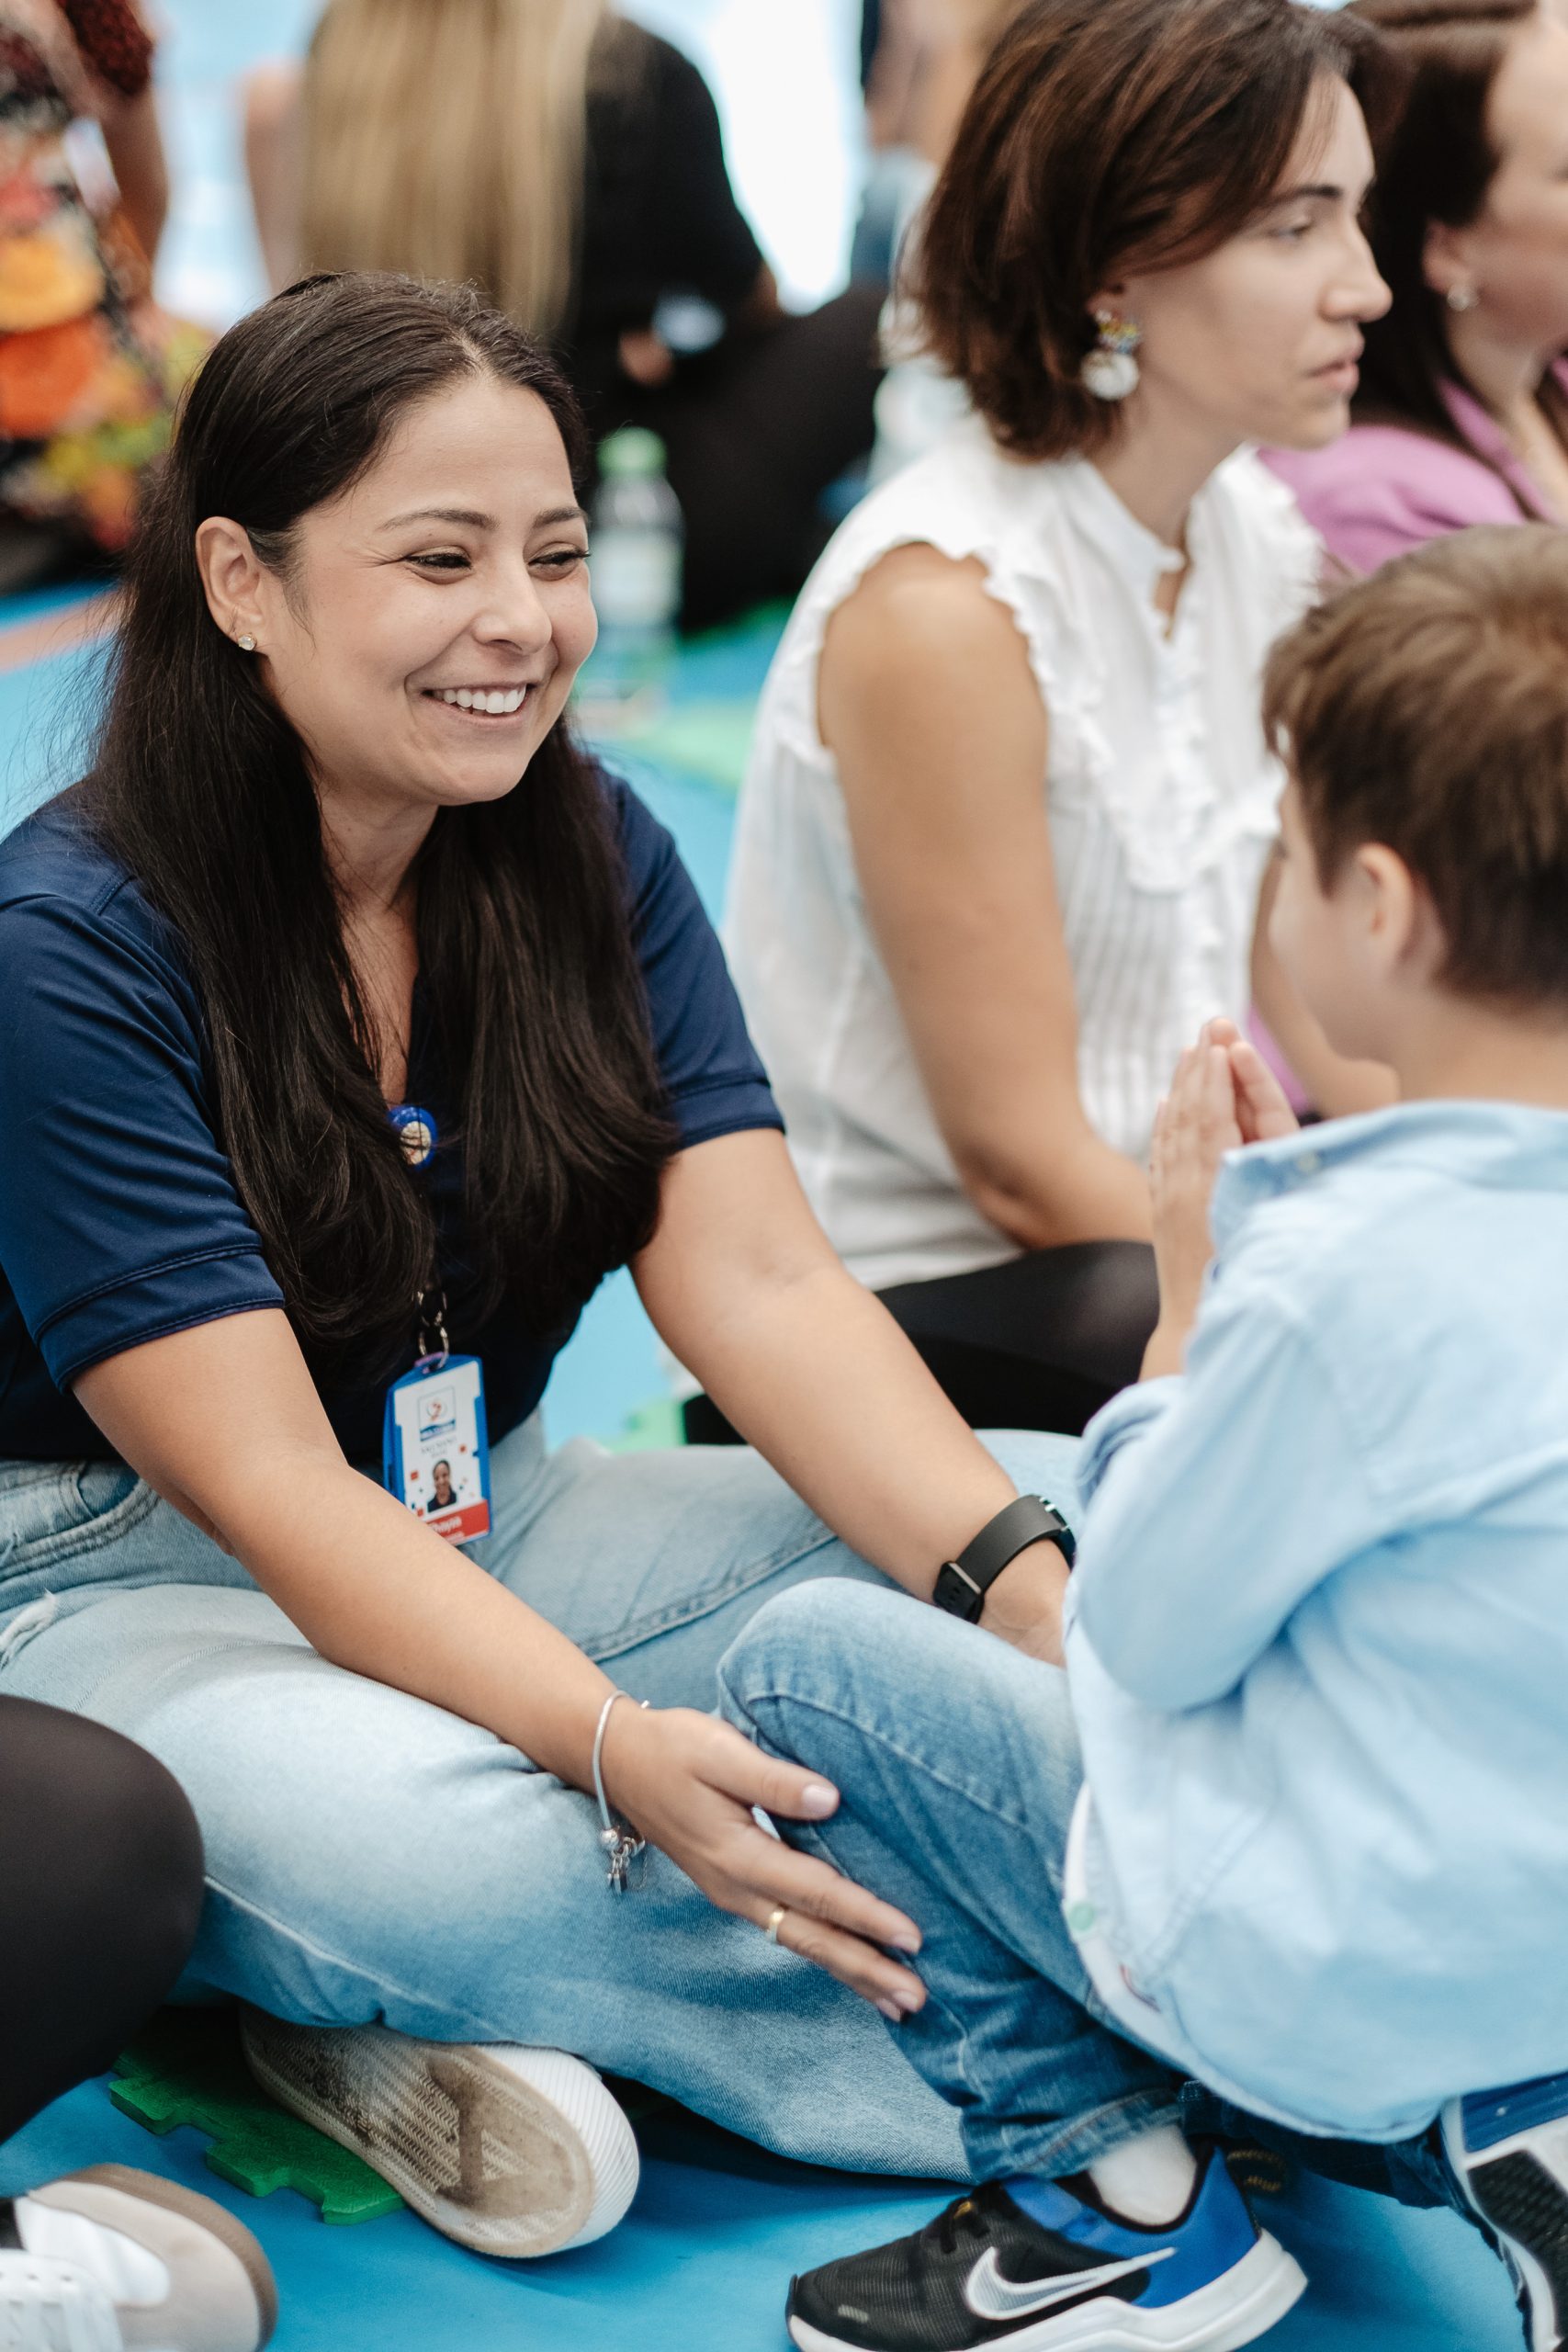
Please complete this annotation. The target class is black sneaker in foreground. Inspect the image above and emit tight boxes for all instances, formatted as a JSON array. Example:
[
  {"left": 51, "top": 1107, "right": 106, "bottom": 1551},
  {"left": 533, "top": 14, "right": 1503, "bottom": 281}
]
[
  {"left": 786, "top": 2148, "right": 1305, "bottom": 2352},
  {"left": 1443, "top": 2074, "right": 1568, "bottom": 2352}
]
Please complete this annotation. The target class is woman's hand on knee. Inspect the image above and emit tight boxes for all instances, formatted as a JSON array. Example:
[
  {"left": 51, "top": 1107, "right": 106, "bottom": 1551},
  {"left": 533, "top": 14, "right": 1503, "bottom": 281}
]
[{"left": 600, "top": 1705, "right": 927, "bottom": 2018}]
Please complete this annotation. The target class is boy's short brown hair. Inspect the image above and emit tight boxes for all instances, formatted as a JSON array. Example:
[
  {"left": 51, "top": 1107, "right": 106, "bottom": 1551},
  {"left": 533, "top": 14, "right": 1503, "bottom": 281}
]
[{"left": 1263, "top": 525, "right": 1568, "bottom": 1009}]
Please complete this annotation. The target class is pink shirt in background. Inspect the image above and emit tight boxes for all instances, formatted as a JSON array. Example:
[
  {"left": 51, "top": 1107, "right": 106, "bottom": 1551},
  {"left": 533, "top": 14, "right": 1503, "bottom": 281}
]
[{"left": 1263, "top": 367, "right": 1566, "bottom": 575}]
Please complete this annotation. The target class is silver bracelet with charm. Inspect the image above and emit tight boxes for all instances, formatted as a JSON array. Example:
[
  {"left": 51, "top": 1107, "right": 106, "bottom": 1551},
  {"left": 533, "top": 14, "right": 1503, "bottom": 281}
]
[{"left": 592, "top": 1688, "right": 650, "bottom": 1893}]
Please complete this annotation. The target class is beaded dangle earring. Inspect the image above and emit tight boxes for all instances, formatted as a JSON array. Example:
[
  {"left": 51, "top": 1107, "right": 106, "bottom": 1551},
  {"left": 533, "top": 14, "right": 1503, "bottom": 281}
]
[{"left": 1080, "top": 309, "right": 1143, "bottom": 401}]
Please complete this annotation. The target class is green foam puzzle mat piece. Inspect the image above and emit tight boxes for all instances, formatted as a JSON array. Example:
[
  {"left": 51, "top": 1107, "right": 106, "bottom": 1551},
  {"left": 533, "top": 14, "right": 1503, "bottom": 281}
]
[{"left": 110, "top": 2009, "right": 404, "bottom": 2226}]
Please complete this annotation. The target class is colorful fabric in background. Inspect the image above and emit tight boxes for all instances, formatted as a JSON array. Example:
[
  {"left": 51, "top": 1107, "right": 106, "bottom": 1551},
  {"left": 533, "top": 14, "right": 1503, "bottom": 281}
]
[{"left": 0, "top": 0, "right": 207, "bottom": 551}]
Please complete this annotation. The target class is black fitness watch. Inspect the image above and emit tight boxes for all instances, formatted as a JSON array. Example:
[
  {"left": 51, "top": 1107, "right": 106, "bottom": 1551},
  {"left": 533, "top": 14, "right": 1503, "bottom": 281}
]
[{"left": 932, "top": 1495, "right": 1077, "bottom": 1623}]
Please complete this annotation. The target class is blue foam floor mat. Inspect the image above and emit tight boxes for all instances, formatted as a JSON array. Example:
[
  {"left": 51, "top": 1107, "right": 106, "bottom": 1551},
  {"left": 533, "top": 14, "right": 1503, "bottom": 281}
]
[{"left": 0, "top": 2069, "right": 1523, "bottom": 2349}]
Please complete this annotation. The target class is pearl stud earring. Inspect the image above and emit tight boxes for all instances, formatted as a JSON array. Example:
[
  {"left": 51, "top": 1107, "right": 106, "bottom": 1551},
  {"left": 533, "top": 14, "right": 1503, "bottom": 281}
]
[
  {"left": 236, "top": 633, "right": 256, "bottom": 652},
  {"left": 1447, "top": 285, "right": 1480, "bottom": 314}
]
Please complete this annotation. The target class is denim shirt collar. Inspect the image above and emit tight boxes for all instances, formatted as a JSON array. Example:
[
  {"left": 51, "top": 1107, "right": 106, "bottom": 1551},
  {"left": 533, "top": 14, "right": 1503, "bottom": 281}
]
[{"left": 1211, "top": 1098, "right": 1568, "bottom": 1252}]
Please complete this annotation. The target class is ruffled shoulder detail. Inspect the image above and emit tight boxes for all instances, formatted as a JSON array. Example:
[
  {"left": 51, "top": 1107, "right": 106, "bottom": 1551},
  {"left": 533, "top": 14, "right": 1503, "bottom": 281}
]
[{"left": 755, "top": 420, "right": 1101, "bottom": 786}]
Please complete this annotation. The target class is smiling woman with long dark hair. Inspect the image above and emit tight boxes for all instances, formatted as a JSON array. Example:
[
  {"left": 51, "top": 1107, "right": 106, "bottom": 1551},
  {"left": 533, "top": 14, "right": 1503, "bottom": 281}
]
[{"left": 0, "top": 271, "right": 1072, "bottom": 2258}]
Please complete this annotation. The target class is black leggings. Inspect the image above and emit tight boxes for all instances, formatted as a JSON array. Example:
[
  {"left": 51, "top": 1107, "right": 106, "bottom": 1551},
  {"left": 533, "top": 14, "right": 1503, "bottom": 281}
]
[
  {"left": 0, "top": 1696, "right": 205, "bottom": 2143},
  {"left": 622, "top": 282, "right": 886, "bottom": 631},
  {"left": 682, "top": 1239, "right": 1160, "bottom": 1445}
]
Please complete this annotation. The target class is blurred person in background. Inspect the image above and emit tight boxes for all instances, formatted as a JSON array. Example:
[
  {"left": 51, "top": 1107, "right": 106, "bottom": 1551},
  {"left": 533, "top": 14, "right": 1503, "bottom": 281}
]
[
  {"left": 705, "top": 0, "right": 1397, "bottom": 1446},
  {"left": 244, "top": 0, "right": 886, "bottom": 629},
  {"left": 0, "top": 0, "right": 209, "bottom": 588},
  {"left": 1268, "top": 0, "right": 1568, "bottom": 570},
  {"left": 859, "top": 0, "right": 1031, "bottom": 480},
  {"left": 854, "top": 0, "right": 1029, "bottom": 284},
  {"left": 855, "top": 0, "right": 1025, "bottom": 284}
]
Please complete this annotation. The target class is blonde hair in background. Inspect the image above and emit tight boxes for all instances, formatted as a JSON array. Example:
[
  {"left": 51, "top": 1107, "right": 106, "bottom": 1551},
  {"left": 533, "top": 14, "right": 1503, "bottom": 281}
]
[{"left": 300, "top": 0, "right": 621, "bottom": 337}]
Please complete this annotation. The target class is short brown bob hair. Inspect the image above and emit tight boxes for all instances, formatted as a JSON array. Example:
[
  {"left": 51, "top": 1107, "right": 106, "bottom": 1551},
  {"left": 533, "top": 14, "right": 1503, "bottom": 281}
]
[
  {"left": 1264, "top": 526, "right": 1568, "bottom": 1010},
  {"left": 915, "top": 0, "right": 1387, "bottom": 461}
]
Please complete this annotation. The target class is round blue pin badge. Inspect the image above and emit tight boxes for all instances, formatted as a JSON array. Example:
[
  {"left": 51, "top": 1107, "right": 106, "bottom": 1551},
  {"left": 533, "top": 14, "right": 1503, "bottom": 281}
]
[{"left": 389, "top": 1105, "right": 439, "bottom": 1169}]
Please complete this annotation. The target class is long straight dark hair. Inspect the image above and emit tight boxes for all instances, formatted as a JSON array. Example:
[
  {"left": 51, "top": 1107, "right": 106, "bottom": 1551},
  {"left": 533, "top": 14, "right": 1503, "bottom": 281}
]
[{"left": 85, "top": 271, "right": 673, "bottom": 1381}]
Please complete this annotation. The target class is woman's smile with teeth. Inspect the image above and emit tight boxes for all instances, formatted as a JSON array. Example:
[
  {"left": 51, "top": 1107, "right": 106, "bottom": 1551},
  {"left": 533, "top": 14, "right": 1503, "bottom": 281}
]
[{"left": 428, "top": 684, "right": 529, "bottom": 714}]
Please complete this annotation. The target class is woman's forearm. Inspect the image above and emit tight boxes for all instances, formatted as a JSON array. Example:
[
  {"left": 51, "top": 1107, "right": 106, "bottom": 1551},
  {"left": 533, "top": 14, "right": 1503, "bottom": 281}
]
[
  {"left": 101, "top": 88, "right": 169, "bottom": 262},
  {"left": 242, "top": 62, "right": 304, "bottom": 292},
  {"left": 76, "top": 1317, "right": 616, "bottom": 1781},
  {"left": 637, "top": 1131, "right": 1072, "bottom": 1652},
  {"left": 675, "top": 1257, "right": 1043, "bottom": 1594},
  {"left": 684, "top": 1260, "right": 1071, "bottom": 1658},
  {"left": 209, "top": 1448, "right": 616, "bottom": 1788},
  {"left": 957, "top": 1125, "right": 1152, "bottom": 1252}
]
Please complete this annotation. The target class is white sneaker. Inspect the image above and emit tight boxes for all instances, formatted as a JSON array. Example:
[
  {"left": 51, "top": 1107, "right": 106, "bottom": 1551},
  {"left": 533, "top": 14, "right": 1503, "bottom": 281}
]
[
  {"left": 240, "top": 2008, "right": 639, "bottom": 2258},
  {"left": 0, "top": 2164, "right": 276, "bottom": 2351}
]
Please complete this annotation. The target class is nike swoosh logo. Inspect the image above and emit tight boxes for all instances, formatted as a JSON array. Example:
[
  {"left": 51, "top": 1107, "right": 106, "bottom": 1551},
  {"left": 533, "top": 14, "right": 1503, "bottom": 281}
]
[{"left": 964, "top": 2242, "right": 1175, "bottom": 2321}]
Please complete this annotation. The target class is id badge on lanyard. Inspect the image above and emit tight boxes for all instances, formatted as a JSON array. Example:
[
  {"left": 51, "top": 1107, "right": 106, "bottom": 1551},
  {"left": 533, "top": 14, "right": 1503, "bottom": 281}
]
[
  {"left": 383, "top": 1350, "right": 491, "bottom": 1544},
  {"left": 380, "top": 1107, "right": 492, "bottom": 1544}
]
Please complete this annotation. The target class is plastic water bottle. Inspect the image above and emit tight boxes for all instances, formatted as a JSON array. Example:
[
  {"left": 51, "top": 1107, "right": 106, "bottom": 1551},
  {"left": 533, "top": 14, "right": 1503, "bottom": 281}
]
[{"left": 578, "top": 428, "right": 683, "bottom": 729}]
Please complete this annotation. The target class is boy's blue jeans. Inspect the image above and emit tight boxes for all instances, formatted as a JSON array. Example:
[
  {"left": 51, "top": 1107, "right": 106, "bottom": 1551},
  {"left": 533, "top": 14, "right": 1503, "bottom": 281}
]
[{"left": 716, "top": 1431, "right": 1462, "bottom": 2220}]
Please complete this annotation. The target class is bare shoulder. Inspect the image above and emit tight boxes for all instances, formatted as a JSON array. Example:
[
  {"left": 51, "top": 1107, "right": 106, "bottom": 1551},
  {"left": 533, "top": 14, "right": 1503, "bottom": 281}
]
[
  {"left": 826, "top": 543, "right": 1024, "bottom": 667},
  {"left": 819, "top": 543, "right": 1040, "bottom": 743}
]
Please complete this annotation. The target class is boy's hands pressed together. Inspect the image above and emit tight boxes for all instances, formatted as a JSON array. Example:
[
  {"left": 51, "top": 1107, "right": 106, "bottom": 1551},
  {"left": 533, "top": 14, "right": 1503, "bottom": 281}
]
[
  {"left": 1223, "top": 1023, "right": 1303, "bottom": 1148},
  {"left": 1142, "top": 1020, "right": 1302, "bottom": 1379}
]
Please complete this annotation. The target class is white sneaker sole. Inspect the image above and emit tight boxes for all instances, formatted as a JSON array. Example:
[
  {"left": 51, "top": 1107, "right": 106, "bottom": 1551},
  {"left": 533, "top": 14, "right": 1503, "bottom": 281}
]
[
  {"left": 788, "top": 2230, "right": 1306, "bottom": 2352},
  {"left": 240, "top": 2010, "right": 638, "bottom": 2258}
]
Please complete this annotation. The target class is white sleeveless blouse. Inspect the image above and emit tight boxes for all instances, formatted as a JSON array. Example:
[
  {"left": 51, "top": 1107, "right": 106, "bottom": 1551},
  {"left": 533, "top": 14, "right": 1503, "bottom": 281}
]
[{"left": 725, "top": 416, "right": 1321, "bottom": 1292}]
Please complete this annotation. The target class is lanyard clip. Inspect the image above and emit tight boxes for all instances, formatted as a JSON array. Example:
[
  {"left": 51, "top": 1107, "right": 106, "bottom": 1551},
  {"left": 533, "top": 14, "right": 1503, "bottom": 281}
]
[{"left": 416, "top": 1286, "right": 450, "bottom": 1370}]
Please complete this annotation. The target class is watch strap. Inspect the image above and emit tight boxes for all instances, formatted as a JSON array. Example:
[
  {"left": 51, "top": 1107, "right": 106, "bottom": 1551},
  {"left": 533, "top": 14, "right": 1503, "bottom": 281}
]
[{"left": 933, "top": 1495, "right": 1077, "bottom": 1623}]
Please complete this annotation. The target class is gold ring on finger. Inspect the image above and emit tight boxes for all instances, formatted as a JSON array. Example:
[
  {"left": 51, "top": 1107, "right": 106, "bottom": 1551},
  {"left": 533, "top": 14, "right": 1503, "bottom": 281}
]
[{"left": 764, "top": 1904, "right": 788, "bottom": 1944}]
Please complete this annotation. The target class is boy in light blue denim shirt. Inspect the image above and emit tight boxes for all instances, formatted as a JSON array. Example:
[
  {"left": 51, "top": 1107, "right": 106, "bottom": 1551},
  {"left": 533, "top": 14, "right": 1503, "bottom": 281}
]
[{"left": 721, "top": 524, "right": 1568, "bottom": 2352}]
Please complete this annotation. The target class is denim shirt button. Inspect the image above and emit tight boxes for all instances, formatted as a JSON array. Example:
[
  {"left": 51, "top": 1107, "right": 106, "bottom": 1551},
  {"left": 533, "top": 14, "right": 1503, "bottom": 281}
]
[{"left": 1294, "top": 1149, "right": 1324, "bottom": 1177}]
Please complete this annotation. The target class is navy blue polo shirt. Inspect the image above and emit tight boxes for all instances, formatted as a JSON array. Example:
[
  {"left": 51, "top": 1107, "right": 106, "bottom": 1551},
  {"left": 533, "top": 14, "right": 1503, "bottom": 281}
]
[{"left": 0, "top": 775, "right": 782, "bottom": 1463}]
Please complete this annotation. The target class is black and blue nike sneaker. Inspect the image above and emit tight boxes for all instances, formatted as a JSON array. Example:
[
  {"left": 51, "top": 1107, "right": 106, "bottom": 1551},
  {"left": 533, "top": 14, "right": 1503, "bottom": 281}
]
[
  {"left": 786, "top": 2146, "right": 1304, "bottom": 2351},
  {"left": 1444, "top": 2074, "right": 1568, "bottom": 2351}
]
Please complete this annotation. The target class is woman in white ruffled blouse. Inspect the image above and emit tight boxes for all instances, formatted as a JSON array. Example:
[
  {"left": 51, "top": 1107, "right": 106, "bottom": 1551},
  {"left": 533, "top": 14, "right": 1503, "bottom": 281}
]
[{"left": 705, "top": 0, "right": 1397, "bottom": 1442}]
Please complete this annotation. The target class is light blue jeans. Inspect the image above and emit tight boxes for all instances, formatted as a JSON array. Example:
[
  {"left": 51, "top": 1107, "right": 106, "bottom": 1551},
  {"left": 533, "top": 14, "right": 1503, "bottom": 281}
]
[
  {"left": 715, "top": 1495, "right": 1465, "bottom": 2214},
  {"left": 0, "top": 1415, "right": 1066, "bottom": 2180},
  {"left": 716, "top": 1520, "right": 1184, "bottom": 2182}
]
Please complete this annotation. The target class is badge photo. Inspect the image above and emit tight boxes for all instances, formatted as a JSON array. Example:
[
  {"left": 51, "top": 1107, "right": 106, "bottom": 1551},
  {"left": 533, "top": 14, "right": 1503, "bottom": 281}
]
[{"left": 382, "top": 1353, "right": 491, "bottom": 1544}]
